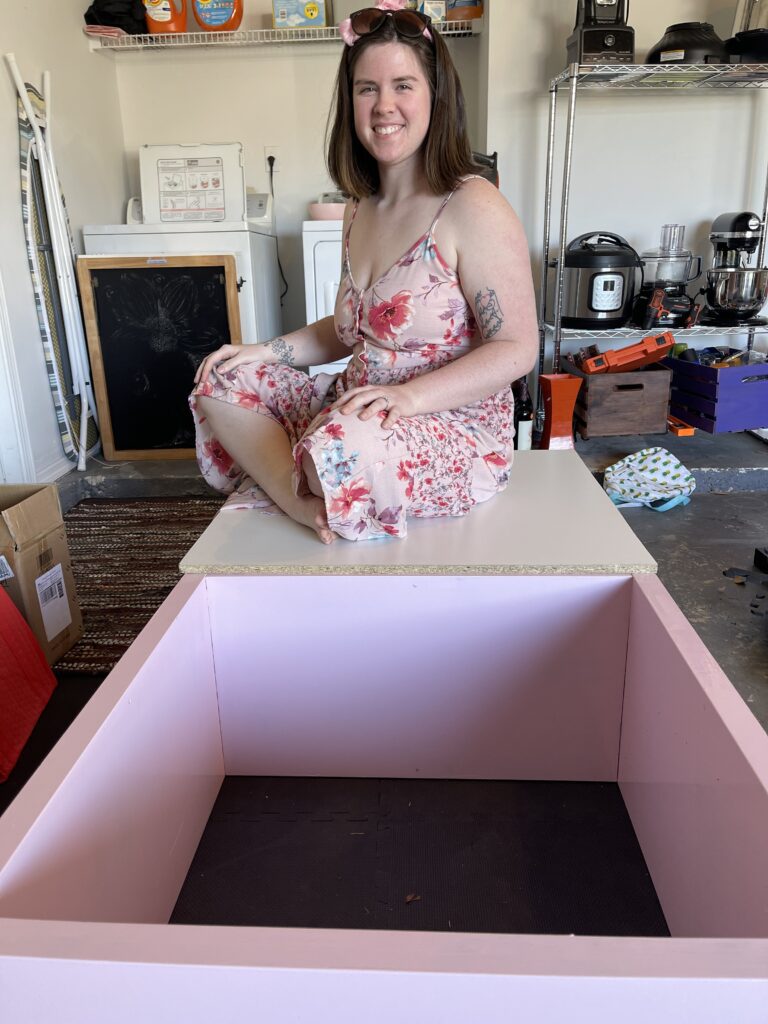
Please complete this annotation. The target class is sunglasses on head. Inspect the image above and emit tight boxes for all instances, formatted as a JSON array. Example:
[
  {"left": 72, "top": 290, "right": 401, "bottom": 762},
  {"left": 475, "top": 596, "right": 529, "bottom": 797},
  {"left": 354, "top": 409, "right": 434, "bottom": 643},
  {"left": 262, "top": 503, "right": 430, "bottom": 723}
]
[{"left": 350, "top": 8, "right": 433, "bottom": 41}]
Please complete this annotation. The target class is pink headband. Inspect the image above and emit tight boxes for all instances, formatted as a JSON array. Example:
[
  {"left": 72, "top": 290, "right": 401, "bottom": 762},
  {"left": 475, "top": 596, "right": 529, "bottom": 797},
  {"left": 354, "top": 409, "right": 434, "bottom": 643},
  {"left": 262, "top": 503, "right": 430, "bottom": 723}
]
[{"left": 338, "top": 2, "right": 433, "bottom": 47}]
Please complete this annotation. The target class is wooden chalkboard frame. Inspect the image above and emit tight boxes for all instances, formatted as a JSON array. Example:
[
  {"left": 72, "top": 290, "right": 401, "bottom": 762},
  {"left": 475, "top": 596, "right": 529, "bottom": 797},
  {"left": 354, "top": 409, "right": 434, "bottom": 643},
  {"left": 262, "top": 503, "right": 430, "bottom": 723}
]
[{"left": 77, "top": 254, "right": 242, "bottom": 461}]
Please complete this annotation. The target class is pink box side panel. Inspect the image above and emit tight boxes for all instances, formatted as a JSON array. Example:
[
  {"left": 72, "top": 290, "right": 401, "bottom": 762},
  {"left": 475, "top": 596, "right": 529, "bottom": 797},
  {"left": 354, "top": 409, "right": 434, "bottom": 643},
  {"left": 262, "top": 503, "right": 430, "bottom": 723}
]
[
  {"left": 2, "top": 928, "right": 768, "bottom": 1023},
  {"left": 619, "top": 574, "right": 768, "bottom": 938},
  {"left": 0, "top": 576, "right": 224, "bottom": 923},
  {"left": 207, "top": 575, "right": 631, "bottom": 781}
]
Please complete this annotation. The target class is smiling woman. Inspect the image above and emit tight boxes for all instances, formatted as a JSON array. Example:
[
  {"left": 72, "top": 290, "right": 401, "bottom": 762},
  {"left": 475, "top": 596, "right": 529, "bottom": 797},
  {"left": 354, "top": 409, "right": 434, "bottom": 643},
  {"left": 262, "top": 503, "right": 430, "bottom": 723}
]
[{"left": 189, "top": 1, "right": 538, "bottom": 543}]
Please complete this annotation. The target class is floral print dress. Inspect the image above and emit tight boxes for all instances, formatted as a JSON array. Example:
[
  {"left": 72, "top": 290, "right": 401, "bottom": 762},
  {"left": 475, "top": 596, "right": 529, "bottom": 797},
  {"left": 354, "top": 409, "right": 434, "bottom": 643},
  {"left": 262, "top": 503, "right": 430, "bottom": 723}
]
[{"left": 190, "top": 180, "right": 514, "bottom": 541}]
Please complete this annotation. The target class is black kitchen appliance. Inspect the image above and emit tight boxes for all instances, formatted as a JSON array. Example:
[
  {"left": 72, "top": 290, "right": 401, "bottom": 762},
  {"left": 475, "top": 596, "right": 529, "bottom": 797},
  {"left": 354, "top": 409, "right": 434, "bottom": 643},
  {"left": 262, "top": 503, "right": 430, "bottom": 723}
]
[
  {"left": 699, "top": 211, "right": 768, "bottom": 324},
  {"left": 566, "top": 0, "right": 635, "bottom": 65},
  {"left": 559, "top": 232, "right": 642, "bottom": 330},
  {"left": 726, "top": 0, "right": 768, "bottom": 61},
  {"left": 646, "top": 22, "right": 727, "bottom": 64}
]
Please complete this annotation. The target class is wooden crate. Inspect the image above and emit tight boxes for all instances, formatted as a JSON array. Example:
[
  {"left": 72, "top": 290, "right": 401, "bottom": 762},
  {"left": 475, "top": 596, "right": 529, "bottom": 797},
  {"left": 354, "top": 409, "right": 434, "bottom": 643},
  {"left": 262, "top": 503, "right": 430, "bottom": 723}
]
[
  {"left": 663, "top": 353, "right": 768, "bottom": 434},
  {"left": 563, "top": 359, "right": 671, "bottom": 439}
]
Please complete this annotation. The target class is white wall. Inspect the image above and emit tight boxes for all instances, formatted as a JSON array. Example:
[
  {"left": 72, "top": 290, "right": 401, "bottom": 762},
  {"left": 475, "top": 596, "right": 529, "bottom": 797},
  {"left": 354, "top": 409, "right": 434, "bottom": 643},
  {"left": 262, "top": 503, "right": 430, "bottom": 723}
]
[
  {"left": 0, "top": 0, "right": 127, "bottom": 482},
  {"left": 0, "top": 270, "right": 34, "bottom": 484}
]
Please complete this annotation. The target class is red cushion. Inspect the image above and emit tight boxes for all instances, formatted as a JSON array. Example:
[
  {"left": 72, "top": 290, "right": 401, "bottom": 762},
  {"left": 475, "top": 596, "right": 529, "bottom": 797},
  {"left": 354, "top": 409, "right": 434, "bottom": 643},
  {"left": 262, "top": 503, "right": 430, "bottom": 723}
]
[{"left": 0, "top": 588, "right": 57, "bottom": 782}]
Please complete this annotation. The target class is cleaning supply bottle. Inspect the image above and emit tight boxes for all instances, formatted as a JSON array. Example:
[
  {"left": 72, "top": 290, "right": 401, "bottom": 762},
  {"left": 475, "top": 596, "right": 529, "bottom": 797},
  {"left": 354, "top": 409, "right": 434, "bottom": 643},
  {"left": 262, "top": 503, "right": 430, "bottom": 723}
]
[
  {"left": 446, "top": 0, "right": 483, "bottom": 20},
  {"left": 143, "top": 0, "right": 188, "bottom": 33},
  {"left": 191, "top": 0, "right": 243, "bottom": 32}
]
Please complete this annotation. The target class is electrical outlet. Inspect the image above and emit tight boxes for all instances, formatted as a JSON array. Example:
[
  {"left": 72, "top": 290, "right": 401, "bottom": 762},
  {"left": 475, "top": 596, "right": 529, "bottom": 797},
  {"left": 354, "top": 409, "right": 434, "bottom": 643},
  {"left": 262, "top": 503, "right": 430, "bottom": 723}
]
[{"left": 264, "top": 146, "right": 280, "bottom": 174}]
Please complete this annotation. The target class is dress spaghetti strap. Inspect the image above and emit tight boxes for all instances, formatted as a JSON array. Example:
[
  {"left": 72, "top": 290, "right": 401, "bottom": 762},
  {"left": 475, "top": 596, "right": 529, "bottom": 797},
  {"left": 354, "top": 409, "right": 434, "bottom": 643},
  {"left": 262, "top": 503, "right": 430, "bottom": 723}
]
[
  {"left": 427, "top": 173, "right": 487, "bottom": 238},
  {"left": 344, "top": 199, "right": 360, "bottom": 267}
]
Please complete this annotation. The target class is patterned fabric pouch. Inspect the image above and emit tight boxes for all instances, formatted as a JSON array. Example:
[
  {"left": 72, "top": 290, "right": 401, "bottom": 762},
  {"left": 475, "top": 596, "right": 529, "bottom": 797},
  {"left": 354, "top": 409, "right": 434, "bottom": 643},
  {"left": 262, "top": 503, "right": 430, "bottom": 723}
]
[{"left": 603, "top": 446, "right": 696, "bottom": 512}]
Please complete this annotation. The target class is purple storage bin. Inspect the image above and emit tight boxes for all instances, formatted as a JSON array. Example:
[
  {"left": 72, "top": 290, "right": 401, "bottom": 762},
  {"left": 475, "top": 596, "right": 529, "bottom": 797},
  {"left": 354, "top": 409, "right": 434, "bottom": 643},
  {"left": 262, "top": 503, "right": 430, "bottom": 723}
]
[{"left": 663, "top": 351, "right": 768, "bottom": 434}]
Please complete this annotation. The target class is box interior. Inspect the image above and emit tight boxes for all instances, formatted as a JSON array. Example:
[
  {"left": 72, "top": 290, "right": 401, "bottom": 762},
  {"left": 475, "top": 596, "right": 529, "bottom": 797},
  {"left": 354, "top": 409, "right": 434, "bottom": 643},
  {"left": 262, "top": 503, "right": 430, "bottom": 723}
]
[
  {"left": 170, "top": 774, "right": 669, "bottom": 937},
  {"left": 1, "top": 573, "right": 767, "bottom": 945}
]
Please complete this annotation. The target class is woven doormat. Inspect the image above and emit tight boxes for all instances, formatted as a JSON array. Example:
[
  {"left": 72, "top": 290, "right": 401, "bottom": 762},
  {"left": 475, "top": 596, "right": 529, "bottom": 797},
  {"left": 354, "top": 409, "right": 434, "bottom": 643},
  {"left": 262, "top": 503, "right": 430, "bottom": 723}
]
[{"left": 57, "top": 497, "right": 224, "bottom": 674}]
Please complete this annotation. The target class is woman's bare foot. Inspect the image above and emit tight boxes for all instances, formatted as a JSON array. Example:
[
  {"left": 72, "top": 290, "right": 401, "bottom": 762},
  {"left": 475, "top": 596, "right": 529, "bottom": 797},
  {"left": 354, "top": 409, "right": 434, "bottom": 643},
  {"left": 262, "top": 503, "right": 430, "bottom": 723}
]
[{"left": 285, "top": 493, "right": 336, "bottom": 545}]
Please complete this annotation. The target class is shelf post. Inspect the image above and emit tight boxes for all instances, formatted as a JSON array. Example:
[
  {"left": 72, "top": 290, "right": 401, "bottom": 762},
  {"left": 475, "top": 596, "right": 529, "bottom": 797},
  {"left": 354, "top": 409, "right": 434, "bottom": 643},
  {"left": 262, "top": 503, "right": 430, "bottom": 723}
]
[
  {"left": 551, "top": 64, "right": 580, "bottom": 377},
  {"left": 535, "top": 83, "right": 559, "bottom": 429}
]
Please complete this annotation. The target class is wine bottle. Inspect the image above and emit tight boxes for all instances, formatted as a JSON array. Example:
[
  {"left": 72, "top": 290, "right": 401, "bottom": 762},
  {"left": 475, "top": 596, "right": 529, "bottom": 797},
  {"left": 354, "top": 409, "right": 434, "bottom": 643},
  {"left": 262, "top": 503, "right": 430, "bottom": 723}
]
[{"left": 513, "top": 376, "right": 533, "bottom": 452}]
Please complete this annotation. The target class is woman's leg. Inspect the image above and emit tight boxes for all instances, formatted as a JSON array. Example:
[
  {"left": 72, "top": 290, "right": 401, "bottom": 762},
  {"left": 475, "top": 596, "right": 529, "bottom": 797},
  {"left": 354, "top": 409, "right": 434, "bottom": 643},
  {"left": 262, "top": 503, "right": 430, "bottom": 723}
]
[{"left": 197, "top": 396, "right": 335, "bottom": 544}]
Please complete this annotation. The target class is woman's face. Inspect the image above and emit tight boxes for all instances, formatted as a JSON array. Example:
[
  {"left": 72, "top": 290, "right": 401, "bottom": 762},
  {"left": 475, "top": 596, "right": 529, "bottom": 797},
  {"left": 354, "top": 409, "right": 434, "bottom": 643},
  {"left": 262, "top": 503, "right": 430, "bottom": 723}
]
[{"left": 352, "top": 41, "right": 432, "bottom": 173}]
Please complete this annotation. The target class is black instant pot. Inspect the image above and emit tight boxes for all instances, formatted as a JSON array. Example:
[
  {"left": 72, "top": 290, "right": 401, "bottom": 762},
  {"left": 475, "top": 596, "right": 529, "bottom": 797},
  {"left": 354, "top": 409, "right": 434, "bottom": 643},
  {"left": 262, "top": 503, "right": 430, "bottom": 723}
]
[{"left": 559, "top": 232, "right": 642, "bottom": 330}]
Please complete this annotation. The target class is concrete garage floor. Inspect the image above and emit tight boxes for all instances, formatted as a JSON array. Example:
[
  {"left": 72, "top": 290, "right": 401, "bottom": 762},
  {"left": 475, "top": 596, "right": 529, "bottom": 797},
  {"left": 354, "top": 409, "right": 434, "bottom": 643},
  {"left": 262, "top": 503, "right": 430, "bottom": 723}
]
[{"left": 56, "top": 432, "right": 768, "bottom": 734}]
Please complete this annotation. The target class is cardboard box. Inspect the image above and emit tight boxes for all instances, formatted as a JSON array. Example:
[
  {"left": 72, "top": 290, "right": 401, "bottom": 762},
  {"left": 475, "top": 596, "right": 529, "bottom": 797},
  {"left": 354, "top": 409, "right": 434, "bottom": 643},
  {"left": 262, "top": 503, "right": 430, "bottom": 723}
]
[
  {"left": 334, "top": 0, "right": 417, "bottom": 21},
  {"left": 0, "top": 485, "right": 82, "bottom": 666},
  {"left": 273, "top": 0, "right": 332, "bottom": 29}
]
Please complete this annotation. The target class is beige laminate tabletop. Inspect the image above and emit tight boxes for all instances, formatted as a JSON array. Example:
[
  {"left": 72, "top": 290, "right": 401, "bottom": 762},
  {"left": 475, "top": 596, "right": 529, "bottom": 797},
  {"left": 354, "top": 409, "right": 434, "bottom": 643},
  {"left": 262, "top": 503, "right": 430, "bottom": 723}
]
[{"left": 180, "top": 449, "right": 657, "bottom": 576}]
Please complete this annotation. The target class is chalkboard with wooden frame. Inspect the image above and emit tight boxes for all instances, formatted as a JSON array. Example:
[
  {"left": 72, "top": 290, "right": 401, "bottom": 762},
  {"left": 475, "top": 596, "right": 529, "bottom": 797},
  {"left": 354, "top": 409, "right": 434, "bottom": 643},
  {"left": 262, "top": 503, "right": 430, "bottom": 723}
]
[{"left": 77, "top": 254, "right": 242, "bottom": 460}]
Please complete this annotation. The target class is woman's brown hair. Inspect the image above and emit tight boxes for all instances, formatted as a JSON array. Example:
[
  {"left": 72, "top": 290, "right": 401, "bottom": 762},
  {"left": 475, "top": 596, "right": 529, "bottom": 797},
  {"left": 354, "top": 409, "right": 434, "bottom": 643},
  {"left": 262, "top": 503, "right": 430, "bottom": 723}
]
[{"left": 326, "top": 19, "right": 477, "bottom": 198}]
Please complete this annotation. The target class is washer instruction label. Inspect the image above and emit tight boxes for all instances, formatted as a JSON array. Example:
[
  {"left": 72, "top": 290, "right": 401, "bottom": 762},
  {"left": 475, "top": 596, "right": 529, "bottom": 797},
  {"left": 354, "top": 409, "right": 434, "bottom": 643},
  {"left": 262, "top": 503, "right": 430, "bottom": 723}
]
[{"left": 157, "top": 157, "right": 226, "bottom": 222}]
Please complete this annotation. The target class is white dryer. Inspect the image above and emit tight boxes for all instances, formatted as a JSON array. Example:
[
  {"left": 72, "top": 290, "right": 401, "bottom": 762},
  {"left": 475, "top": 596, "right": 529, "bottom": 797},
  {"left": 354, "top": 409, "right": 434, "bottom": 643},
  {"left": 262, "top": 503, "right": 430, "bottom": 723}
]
[
  {"left": 302, "top": 219, "right": 348, "bottom": 376},
  {"left": 82, "top": 219, "right": 282, "bottom": 346}
]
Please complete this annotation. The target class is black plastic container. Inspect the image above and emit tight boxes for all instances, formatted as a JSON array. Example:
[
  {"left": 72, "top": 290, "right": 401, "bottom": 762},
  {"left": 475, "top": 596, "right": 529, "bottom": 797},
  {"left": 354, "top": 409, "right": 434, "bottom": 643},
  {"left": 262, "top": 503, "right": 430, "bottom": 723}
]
[{"left": 646, "top": 22, "right": 727, "bottom": 64}]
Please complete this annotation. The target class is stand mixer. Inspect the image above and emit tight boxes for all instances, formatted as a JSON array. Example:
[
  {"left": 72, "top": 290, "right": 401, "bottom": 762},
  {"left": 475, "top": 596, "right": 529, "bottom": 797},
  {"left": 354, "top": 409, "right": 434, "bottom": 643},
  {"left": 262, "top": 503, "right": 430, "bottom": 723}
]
[{"left": 700, "top": 212, "right": 768, "bottom": 324}]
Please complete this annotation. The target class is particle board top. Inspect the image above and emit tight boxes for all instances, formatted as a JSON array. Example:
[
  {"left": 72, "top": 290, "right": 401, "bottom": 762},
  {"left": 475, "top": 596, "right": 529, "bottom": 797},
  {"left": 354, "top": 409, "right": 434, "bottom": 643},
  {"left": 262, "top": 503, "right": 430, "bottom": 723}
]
[{"left": 180, "top": 450, "right": 657, "bottom": 576}]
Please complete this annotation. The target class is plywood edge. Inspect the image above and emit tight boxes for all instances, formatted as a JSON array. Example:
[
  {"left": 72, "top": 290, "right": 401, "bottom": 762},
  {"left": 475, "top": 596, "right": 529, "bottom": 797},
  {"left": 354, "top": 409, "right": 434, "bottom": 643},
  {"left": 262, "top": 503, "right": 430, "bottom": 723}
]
[{"left": 179, "top": 561, "right": 657, "bottom": 576}]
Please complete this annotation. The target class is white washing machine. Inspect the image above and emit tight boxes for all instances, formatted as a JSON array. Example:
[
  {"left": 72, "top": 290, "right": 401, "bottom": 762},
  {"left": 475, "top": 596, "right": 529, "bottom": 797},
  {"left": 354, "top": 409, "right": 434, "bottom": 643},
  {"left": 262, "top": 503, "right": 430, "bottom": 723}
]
[
  {"left": 83, "top": 220, "right": 282, "bottom": 345},
  {"left": 302, "top": 219, "right": 348, "bottom": 376}
]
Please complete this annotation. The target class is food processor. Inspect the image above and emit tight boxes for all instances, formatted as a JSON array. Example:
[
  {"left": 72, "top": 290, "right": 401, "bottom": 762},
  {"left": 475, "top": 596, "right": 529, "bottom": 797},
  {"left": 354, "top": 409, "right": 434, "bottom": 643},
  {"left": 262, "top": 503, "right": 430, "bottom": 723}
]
[
  {"left": 700, "top": 211, "right": 768, "bottom": 324},
  {"left": 631, "top": 224, "right": 701, "bottom": 330}
]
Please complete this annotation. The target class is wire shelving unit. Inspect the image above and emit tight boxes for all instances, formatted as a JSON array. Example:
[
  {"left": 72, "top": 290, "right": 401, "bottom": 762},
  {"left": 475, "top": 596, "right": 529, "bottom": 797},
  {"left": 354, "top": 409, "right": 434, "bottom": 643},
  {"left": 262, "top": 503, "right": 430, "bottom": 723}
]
[
  {"left": 536, "top": 63, "right": 768, "bottom": 425},
  {"left": 87, "top": 19, "right": 482, "bottom": 53}
]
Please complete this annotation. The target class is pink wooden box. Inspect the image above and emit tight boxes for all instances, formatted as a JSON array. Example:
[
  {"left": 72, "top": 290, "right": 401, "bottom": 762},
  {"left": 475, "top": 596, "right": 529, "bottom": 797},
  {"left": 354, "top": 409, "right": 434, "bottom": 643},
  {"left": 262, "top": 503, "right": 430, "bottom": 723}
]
[{"left": 1, "top": 571, "right": 767, "bottom": 1021}]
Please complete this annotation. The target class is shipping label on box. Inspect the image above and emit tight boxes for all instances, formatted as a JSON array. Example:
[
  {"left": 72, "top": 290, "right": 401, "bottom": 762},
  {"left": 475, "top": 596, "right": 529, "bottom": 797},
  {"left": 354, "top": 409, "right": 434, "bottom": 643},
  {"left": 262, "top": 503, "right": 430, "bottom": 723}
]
[
  {"left": 273, "top": 1, "right": 331, "bottom": 29},
  {"left": 35, "top": 564, "right": 72, "bottom": 642},
  {"left": 0, "top": 485, "right": 82, "bottom": 665}
]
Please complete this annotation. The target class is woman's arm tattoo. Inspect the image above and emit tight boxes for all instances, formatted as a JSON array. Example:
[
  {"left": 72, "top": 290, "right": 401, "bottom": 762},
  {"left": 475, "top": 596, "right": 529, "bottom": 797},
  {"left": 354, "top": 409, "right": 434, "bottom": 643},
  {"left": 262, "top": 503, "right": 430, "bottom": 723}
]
[
  {"left": 268, "top": 337, "right": 296, "bottom": 365},
  {"left": 475, "top": 289, "right": 504, "bottom": 339}
]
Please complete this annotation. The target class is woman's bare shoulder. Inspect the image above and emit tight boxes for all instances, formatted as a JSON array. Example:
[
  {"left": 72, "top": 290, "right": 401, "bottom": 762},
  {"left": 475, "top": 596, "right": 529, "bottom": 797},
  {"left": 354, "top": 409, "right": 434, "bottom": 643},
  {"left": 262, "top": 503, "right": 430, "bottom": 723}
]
[
  {"left": 452, "top": 176, "right": 517, "bottom": 221},
  {"left": 439, "top": 179, "right": 521, "bottom": 259}
]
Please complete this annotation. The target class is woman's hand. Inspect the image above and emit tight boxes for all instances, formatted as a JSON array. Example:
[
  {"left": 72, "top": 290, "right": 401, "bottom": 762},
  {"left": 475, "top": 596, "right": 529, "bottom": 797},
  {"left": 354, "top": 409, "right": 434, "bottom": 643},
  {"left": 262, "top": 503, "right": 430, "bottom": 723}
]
[
  {"left": 330, "top": 385, "right": 417, "bottom": 428},
  {"left": 194, "top": 343, "right": 270, "bottom": 385}
]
